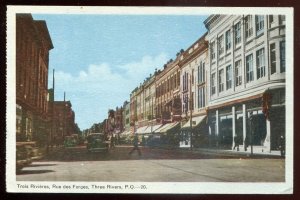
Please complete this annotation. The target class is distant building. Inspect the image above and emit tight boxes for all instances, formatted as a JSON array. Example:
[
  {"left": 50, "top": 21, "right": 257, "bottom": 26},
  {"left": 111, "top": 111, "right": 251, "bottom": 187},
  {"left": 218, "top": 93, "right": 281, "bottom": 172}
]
[
  {"left": 155, "top": 58, "right": 181, "bottom": 124},
  {"left": 204, "top": 15, "right": 286, "bottom": 152},
  {"left": 122, "top": 101, "right": 131, "bottom": 132},
  {"left": 16, "top": 14, "right": 53, "bottom": 145},
  {"left": 49, "top": 101, "right": 76, "bottom": 145}
]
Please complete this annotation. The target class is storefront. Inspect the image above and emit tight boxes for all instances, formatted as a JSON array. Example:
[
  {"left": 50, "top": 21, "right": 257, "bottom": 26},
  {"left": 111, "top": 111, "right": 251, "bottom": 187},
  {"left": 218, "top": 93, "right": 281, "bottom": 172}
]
[
  {"left": 207, "top": 87, "right": 285, "bottom": 153},
  {"left": 179, "top": 115, "right": 207, "bottom": 148}
]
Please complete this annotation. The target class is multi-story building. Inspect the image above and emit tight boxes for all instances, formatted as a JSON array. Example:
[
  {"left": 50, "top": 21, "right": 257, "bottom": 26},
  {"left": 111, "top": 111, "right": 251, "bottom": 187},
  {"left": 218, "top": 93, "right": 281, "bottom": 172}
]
[
  {"left": 49, "top": 101, "right": 75, "bottom": 145},
  {"left": 114, "top": 106, "right": 124, "bottom": 136},
  {"left": 142, "top": 75, "right": 156, "bottom": 129},
  {"left": 122, "top": 101, "right": 131, "bottom": 132},
  {"left": 16, "top": 14, "right": 53, "bottom": 145},
  {"left": 204, "top": 15, "right": 286, "bottom": 152},
  {"left": 155, "top": 58, "right": 181, "bottom": 124},
  {"left": 179, "top": 33, "right": 209, "bottom": 148}
]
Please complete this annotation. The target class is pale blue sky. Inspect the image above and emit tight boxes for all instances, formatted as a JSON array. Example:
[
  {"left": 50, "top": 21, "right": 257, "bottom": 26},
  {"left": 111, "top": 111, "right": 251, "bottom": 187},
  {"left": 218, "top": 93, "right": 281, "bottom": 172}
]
[{"left": 32, "top": 14, "right": 208, "bottom": 130}]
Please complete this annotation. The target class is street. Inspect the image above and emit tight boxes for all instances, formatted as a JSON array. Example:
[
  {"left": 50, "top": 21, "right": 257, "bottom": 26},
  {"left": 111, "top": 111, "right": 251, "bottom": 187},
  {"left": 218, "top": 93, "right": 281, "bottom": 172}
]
[{"left": 16, "top": 145, "right": 285, "bottom": 182}]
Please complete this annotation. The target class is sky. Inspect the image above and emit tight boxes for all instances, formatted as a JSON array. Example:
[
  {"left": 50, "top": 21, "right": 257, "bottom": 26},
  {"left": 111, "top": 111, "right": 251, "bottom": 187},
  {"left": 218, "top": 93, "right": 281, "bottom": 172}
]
[{"left": 32, "top": 14, "right": 208, "bottom": 130}]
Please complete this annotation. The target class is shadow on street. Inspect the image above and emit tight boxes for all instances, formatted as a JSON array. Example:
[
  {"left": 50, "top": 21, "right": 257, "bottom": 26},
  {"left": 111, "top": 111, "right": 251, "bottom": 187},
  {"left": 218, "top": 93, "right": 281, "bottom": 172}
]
[
  {"left": 17, "top": 169, "right": 55, "bottom": 175},
  {"left": 41, "top": 145, "right": 235, "bottom": 162}
]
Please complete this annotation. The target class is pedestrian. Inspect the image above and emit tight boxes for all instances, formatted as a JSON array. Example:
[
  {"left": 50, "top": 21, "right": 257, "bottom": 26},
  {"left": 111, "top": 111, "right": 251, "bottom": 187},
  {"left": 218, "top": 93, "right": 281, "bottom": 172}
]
[
  {"left": 280, "top": 135, "right": 285, "bottom": 157},
  {"left": 244, "top": 136, "right": 249, "bottom": 151},
  {"left": 129, "top": 134, "right": 141, "bottom": 156},
  {"left": 233, "top": 135, "right": 239, "bottom": 151},
  {"left": 110, "top": 135, "right": 115, "bottom": 149},
  {"left": 142, "top": 135, "right": 146, "bottom": 146}
]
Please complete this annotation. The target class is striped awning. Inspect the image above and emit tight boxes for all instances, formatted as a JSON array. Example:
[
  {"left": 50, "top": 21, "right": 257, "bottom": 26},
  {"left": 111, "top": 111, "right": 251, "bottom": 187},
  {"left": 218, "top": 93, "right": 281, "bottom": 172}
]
[
  {"left": 160, "top": 122, "right": 179, "bottom": 133},
  {"left": 143, "top": 124, "right": 163, "bottom": 134},
  {"left": 181, "top": 115, "right": 206, "bottom": 130}
]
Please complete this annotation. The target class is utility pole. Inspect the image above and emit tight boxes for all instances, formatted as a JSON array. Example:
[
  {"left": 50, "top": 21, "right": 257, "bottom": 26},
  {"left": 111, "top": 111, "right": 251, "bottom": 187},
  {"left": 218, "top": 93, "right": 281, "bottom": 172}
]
[{"left": 189, "top": 74, "right": 193, "bottom": 151}]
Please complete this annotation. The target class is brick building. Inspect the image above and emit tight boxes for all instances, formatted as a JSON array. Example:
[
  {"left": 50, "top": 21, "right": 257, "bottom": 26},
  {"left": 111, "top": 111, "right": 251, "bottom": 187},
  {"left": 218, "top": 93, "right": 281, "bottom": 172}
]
[
  {"left": 16, "top": 14, "right": 53, "bottom": 146},
  {"left": 49, "top": 101, "right": 75, "bottom": 145}
]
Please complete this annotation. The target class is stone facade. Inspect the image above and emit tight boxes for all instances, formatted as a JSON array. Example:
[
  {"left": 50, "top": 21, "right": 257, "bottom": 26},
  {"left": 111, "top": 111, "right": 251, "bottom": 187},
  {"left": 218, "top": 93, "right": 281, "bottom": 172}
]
[{"left": 204, "top": 15, "right": 286, "bottom": 152}]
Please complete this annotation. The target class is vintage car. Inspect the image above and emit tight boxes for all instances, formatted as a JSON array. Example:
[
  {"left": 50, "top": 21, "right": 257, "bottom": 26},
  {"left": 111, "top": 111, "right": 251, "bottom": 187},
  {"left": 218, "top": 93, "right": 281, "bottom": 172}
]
[
  {"left": 24, "top": 142, "right": 44, "bottom": 160},
  {"left": 16, "top": 142, "right": 32, "bottom": 172},
  {"left": 86, "top": 133, "right": 109, "bottom": 153},
  {"left": 64, "top": 136, "right": 77, "bottom": 147}
]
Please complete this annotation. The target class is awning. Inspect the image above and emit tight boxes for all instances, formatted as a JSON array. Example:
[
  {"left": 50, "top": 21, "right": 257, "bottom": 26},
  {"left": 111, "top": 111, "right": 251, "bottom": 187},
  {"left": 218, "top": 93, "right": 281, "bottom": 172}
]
[
  {"left": 121, "top": 130, "right": 132, "bottom": 136},
  {"left": 154, "top": 123, "right": 169, "bottom": 133},
  {"left": 160, "top": 122, "right": 180, "bottom": 134},
  {"left": 181, "top": 115, "right": 206, "bottom": 130},
  {"left": 136, "top": 126, "right": 148, "bottom": 134},
  {"left": 143, "top": 124, "right": 163, "bottom": 134}
]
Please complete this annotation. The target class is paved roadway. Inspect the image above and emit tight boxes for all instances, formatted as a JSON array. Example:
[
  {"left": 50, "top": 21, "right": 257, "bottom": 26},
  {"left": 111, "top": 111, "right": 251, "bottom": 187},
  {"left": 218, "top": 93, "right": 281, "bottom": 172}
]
[{"left": 16, "top": 145, "right": 285, "bottom": 182}]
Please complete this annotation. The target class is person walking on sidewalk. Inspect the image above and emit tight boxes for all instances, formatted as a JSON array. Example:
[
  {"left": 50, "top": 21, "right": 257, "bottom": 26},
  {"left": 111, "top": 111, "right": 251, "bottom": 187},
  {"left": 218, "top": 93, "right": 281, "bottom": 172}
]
[
  {"left": 233, "top": 135, "right": 240, "bottom": 151},
  {"left": 129, "top": 134, "right": 141, "bottom": 156}
]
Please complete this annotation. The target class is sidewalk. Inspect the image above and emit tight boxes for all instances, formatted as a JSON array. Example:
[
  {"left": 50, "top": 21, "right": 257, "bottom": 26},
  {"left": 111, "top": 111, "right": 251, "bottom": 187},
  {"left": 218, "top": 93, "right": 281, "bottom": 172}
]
[{"left": 191, "top": 147, "right": 283, "bottom": 158}]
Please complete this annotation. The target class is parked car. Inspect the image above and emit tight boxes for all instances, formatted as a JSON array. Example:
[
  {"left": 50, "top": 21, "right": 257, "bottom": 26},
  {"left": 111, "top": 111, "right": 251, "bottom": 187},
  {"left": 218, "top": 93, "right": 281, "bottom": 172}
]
[
  {"left": 86, "top": 133, "right": 109, "bottom": 153},
  {"left": 24, "top": 142, "right": 44, "bottom": 160},
  {"left": 16, "top": 142, "right": 32, "bottom": 172},
  {"left": 64, "top": 136, "right": 76, "bottom": 147}
]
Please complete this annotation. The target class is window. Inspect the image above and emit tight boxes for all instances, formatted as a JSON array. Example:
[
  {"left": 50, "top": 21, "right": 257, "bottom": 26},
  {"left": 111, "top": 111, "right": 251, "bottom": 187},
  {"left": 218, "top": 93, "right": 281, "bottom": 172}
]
[
  {"left": 235, "top": 60, "right": 242, "bottom": 86},
  {"left": 183, "top": 72, "right": 189, "bottom": 92},
  {"left": 279, "top": 15, "right": 286, "bottom": 25},
  {"left": 245, "top": 15, "right": 253, "bottom": 38},
  {"left": 192, "top": 69, "right": 194, "bottom": 84},
  {"left": 269, "top": 15, "right": 274, "bottom": 27},
  {"left": 211, "top": 41, "right": 216, "bottom": 60},
  {"left": 198, "top": 62, "right": 205, "bottom": 83},
  {"left": 211, "top": 73, "right": 216, "bottom": 95},
  {"left": 256, "top": 48, "right": 265, "bottom": 79},
  {"left": 270, "top": 43, "right": 276, "bottom": 74},
  {"left": 183, "top": 94, "right": 189, "bottom": 113},
  {"left": 246, "top": 54, "right": 254, "bottom": 82},
  {"left": 219, "top": 69, "right": 224, "bottom": 93},
  {"left": 218, "top": 35, "right": 224, "bottom": 55},
  {"left": 234, "top": 22, "right": 241, "bottom": 45},
  {"left": 256, "top": 15, "right": 264, "bottom": 35},
  {"left": 198, "top": 87, "right": 205, "bottom": 108},
  {"left": 226, "top": 65, "right": 232, "bottom": 90},
  {"left": 225, "top": 30, "right": 231, "bottom": 50},
  {"left": 280, "top": 41, "right": 286, "bottom": 72}
]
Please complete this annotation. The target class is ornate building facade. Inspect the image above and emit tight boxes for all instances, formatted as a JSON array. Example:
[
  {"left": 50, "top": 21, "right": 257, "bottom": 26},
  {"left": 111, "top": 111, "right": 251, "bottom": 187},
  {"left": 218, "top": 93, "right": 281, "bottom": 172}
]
[{"left": 204, "top": 15, "right": 286, "bottom": 152}]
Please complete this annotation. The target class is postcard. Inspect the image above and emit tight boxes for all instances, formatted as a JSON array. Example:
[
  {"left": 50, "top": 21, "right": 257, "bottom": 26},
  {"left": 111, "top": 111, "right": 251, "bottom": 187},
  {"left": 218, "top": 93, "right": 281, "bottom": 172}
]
[{"left": 6, "top": 6, "right": 293, "bottom": 194}]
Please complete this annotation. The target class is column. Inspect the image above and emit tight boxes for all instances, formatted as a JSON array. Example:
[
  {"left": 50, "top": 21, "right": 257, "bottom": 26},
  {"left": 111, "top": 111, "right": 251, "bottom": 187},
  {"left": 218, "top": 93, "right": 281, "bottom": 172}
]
[
  {"left": 265, "top": 119, "right": 271, "bottom": 153},
  {"left": 242, "top": 104, "right": 247, "bottom": 150},
  {"left": 232, "top": 106, "right": 236, "bottom": 149},
  {"left": 216, "top": 110, "right": 219, "bottom": 147}
]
